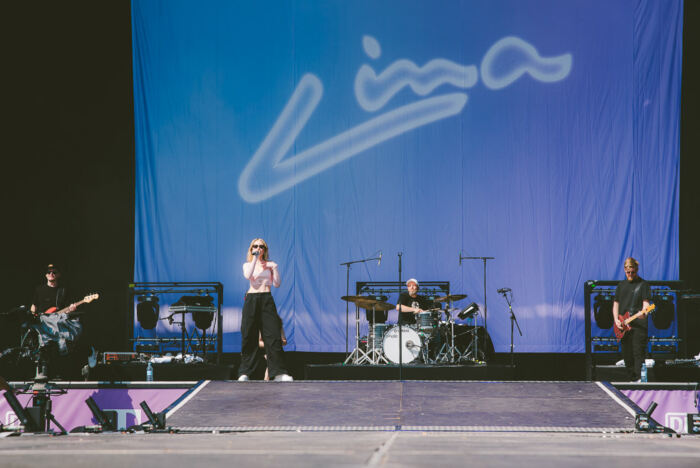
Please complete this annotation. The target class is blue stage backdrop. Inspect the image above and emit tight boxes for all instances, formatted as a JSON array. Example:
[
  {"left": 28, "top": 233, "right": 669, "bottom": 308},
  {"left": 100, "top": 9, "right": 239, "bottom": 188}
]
[{"left": 132, "top": 0, "right": 682, "bottom": 353}]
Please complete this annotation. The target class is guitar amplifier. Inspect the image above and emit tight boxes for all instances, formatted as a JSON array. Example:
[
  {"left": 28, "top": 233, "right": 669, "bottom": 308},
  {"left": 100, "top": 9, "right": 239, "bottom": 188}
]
[{"left": 101, "top": 352, "right": 139, "bottom": 364}]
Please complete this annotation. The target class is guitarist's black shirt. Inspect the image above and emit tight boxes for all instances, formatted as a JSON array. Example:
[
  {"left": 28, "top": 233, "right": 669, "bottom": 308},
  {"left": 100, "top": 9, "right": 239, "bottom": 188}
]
[
  {"left": 614, "top": 277, "right": 652, "bottom": 329},
  {"left": 32, "top": 284, "right": 70, "bottom": 314}
]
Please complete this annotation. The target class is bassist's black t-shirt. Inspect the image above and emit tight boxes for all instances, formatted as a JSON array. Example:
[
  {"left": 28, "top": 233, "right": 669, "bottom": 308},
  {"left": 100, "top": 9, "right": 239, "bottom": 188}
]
[{"left": 32, "top": 284, "right": 69, "bottom": 314}]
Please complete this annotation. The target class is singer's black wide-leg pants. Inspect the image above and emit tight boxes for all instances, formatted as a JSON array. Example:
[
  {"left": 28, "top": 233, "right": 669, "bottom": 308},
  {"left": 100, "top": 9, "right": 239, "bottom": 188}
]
[{"left": 238, "top": 292, "right": 288, "bottom": 379}]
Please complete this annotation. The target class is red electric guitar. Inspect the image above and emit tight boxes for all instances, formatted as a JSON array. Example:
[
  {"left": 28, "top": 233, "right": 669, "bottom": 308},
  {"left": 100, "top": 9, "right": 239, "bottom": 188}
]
[
  {"left": 614, "top": 303, "right": 655, "bottom": 341},
  {"left": 43, "top": 293, "right": 99, "bottom": 318}
]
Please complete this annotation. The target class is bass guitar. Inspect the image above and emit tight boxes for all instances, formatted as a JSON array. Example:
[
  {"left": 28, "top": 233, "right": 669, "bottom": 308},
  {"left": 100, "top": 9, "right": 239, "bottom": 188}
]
[
  {"left": 614, "top": 303, "right": 655, "bottom": 341},
  {"left": 43, "top": 293, "right": 99, "bottom": 318}
]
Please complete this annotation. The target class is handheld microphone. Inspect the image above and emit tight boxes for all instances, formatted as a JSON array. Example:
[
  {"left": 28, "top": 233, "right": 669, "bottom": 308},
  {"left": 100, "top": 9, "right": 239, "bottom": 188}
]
[
  {"left": 378, "top": 251, "right": 382, "bottom": 267},
  {"left": 497, "top": 288, "right": 511, "bottom": 294},
  {"left": 252, "top": 250, "right": 259, "bottom": 256}
]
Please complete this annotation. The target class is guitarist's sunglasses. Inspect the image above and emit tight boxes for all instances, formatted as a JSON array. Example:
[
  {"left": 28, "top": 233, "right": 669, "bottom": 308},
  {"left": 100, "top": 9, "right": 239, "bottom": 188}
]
[{"left": 46, "top": 269, "right": 58, "bottom": 274}]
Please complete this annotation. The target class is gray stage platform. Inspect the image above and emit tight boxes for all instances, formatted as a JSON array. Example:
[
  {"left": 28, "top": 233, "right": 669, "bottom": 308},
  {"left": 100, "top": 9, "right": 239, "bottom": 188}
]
[{"left": 167, "top": 381, "right": 637, "bottom": 432}]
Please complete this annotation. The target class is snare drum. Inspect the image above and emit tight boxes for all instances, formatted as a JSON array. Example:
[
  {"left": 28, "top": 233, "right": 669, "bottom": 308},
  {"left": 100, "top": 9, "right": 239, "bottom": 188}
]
[{"left": 382, "top": 325, "right": 422, "bottom": 364}]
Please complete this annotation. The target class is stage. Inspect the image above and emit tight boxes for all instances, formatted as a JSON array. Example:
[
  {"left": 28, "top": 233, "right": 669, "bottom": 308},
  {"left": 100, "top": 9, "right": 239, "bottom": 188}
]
[
  {"left": 166, "top": 381, "right": 637, "bottom": 432},
  {"left": 3, "top": 379, "right": 699, "bottom": 467}
]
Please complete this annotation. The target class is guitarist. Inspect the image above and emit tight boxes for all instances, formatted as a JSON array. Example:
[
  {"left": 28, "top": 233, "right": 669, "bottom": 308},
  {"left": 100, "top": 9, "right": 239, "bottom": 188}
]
[
  {"left": 30, "top": 264, "right": 76, "bottom": 316},
  {"left": 27, "top": 264, "right": 83, "bottom": 378},
  {"left": 612, "top": 257, "right": 652, "bottom": 381}
]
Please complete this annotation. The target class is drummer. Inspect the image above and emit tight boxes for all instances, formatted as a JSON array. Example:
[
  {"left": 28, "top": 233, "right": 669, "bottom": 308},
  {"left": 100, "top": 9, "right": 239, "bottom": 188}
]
[{"left": 396, "top": 278, "right": 435, "bottom": 325}]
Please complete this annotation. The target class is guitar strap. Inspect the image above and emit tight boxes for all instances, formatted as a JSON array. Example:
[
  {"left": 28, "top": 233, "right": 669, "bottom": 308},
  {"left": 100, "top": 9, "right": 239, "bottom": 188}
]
[{"left": 631, "top": 281, "right": 643, "bottom": 313}]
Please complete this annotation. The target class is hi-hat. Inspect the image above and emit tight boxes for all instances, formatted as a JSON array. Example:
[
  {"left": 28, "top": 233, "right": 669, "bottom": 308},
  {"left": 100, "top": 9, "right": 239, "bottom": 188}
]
[{"left": 434, "top": 294, "right": 467, "bottom": 303}]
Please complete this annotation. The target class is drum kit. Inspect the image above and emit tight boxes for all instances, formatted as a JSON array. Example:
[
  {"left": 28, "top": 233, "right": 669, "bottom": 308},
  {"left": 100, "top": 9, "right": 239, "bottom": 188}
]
[{"left": 342, "top": 293, "right": 483, "bottom": 365}]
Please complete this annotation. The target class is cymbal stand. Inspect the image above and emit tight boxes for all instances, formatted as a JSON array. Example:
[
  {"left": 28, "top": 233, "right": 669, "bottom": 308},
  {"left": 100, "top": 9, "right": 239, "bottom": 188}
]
[
  {"left": 341, "top": 252, "right": 382, "bottom": 359},
  {"left": 343, "top": 303, "right": 370, "bottom": 364},
  {"left": 461, "top": 311, "right": 485, "bottom": 363},
  {"left": 435, "top": 303, "right": 461, "bottom": 363}
]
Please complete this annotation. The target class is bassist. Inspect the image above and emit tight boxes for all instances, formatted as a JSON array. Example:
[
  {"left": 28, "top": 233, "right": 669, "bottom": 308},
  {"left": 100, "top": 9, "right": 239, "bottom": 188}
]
[{"left": 612, "top": 257, "right": 652, "bottom": 381}]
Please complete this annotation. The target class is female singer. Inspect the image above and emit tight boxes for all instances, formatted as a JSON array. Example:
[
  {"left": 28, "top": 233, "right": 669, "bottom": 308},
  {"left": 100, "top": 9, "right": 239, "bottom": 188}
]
[{"left": 238, "top": 238, "right": 292, "bottom": 381}]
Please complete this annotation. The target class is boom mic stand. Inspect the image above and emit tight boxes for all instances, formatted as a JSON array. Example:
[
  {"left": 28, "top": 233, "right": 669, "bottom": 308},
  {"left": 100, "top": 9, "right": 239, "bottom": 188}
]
[
  {"left": 499, "top": 289, "right": 522, "bottom": 367},
  {"left": 459, "top": 253, "right": 495, "bottom": 331},
  {"left": 397, "top": 252, "right": 403, "bottom": 381},
  {"left": 340, "top": 251, "right": 382, "bottom": 357}
]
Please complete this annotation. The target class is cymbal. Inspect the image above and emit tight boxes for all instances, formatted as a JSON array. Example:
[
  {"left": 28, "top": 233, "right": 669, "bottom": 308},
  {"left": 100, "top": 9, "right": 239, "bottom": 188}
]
[
  {"left": 434, "top": 294, "right": 467, "bottom": 303},
  {"left": 341, "top": 295, "right": 395, "bottom": 311},
  {"left": 341, "top": 295, "right": 379, "bottom": 305},
  {"left": 357, "top": 301, "right": 395, "bottom": 311}
]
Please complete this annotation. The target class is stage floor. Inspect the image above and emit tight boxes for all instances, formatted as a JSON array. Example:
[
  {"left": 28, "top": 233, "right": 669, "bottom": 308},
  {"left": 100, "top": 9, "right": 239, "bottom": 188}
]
[
  {"left": 167, "top": 381, "right": 637, "bottom": 432},
  {"left": 2, "top": 431, "right": 699, "bottom": 468}
]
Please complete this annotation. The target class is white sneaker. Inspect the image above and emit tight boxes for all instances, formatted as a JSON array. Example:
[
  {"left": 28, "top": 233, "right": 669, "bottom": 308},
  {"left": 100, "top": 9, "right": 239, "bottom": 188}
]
[
  {"left": 237, "top": 374, "right": 249, "bottom": 381},
  {"left": 274, "top": 374, "right": 293, "bottom": 382}
]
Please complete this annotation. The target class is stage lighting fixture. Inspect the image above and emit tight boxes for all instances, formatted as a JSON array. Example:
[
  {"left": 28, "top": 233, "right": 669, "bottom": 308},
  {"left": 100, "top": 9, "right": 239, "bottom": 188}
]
[
  {"left": 85, "top": 397, "right": 117, "bottom": 431},
  {"left": 635, "top": 401, "right": 658, "bottom": 432},
  {"left": 651, "top": 294, "right": 675, "bottom": 330},
  {"left": 458, "top": 302, "right": 479, "bottom": 320},
  {"left": 3, "top": 390, "right": 36, "bottom": 431},
  {"left": 593, "top": 294, "right": 614, "bottom": 329},
  {"left": 137, "top": 295, "right": 160, "bottom": 330},
  {"left": 174, "top": 295, "right": 215, "bottom": 330},
  {"left": 140, "top": 400, "right": 166, "bottom": 430},
  {"left": 634, "top": 401, "right": 675, "bottom": 433}
]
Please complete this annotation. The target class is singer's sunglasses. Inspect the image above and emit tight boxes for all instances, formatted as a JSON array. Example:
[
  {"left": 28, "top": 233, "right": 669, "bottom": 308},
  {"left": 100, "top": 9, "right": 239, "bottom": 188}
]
[{"left": 251, "top": 244, "right": 266, "bottom": 250}]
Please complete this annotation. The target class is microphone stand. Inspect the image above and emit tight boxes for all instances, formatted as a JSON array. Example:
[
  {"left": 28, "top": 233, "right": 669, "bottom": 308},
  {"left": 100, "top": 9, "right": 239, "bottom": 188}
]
[
  {"left": 397, "top": 252, "right": 403, "bottom": 381},
  {"left": 500, "top": 290, "right": 522, "bottom": 368},
  {"left": 459, "top": 254, "right": 495, "bottom": 332},
  {"left": 340, "top": 252, "right": 381, "bottom": 359}
]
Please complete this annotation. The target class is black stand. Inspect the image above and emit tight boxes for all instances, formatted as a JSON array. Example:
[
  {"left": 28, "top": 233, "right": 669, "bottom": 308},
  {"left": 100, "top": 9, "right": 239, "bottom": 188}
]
[
  {"left": 9, "top": 357, "right": 68, "bottom": 434},
  {"left": 340, "top": 251, "right": 381, "bottom": 357},
  {"left": 459, "top": 254, "right": 495, "bottom": 331},
  {"left": 500, "top": 290, "right": 522, "bottom": 367},
  {"left": 397, "top": 252, "right": 403, "bottom": 381}
]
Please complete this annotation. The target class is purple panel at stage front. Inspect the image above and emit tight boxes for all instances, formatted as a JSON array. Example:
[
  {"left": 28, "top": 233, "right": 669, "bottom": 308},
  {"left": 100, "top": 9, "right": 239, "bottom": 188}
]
[
  {"left": 621, "top": 389, "right": 699, "bottom": 434},
  {"left": 0, "top": 387, "right": 188, "bottom": 431}
]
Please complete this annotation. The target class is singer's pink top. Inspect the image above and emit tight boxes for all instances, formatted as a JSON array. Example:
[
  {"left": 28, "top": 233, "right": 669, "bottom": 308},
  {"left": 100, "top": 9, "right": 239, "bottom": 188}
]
[{"left": 243, "top": 260, "right": 280, "bottom": 293}]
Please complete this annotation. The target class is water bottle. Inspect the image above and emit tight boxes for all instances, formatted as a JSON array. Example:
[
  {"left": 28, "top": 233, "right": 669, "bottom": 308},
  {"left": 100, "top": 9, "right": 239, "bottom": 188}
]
[
  {"left": 146, "top": 362, "right": 154, "bottom": 382},
  {"left": 640, "top": 362, "right": 647, "bottom": 382}
]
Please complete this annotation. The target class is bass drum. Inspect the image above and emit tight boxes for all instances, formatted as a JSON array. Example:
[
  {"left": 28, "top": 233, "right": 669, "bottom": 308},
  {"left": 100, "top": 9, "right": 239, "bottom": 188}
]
[{"left": 382, "top": 325, "right": 422, "bottom": 364}]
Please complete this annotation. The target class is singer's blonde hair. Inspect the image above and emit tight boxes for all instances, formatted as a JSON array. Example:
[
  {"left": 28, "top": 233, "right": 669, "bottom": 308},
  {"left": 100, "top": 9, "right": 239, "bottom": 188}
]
[
  {"left": 624, "top": 257, "right": 639, "bottom": 270},
  {"left": 246, "top": 238, "right": 269, "bottom": 262}
]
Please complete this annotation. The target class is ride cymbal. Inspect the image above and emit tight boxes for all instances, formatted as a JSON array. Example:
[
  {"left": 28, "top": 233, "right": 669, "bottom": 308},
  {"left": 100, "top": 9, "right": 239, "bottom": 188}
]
[{"left": 434, "top": 294, "right": 467, "bottom": 303}]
